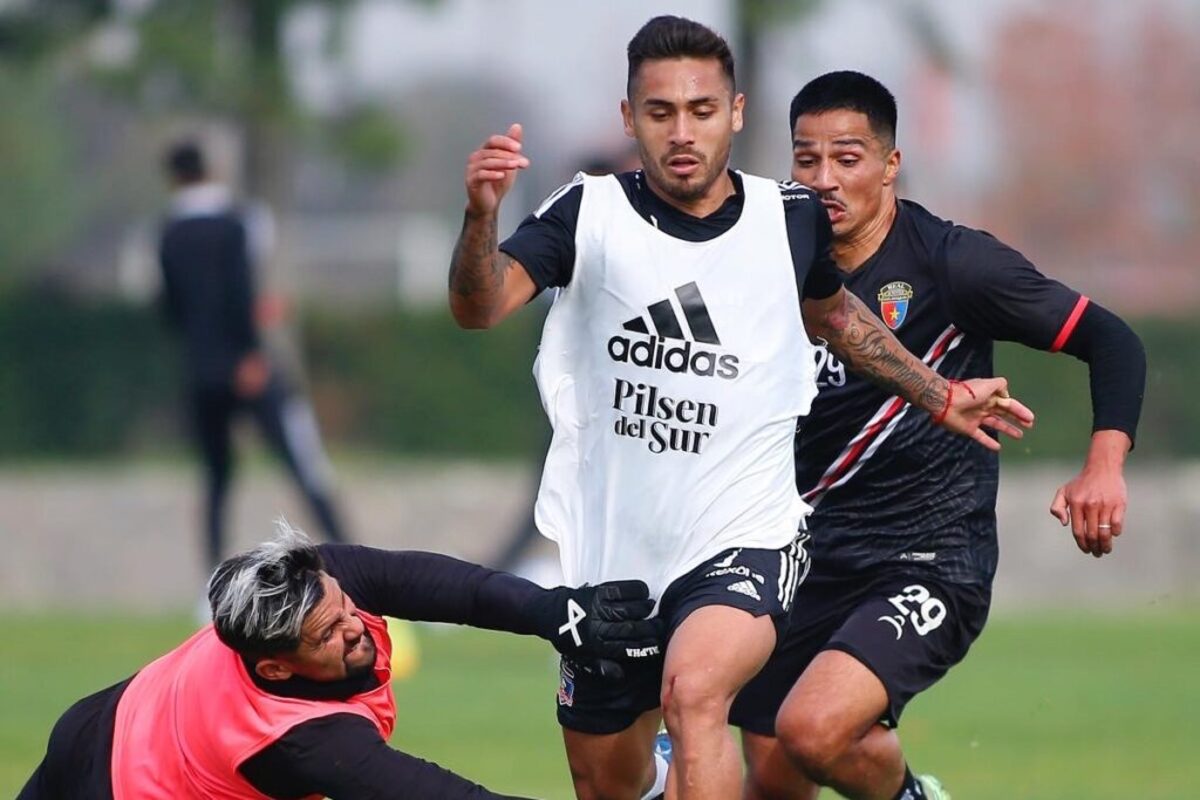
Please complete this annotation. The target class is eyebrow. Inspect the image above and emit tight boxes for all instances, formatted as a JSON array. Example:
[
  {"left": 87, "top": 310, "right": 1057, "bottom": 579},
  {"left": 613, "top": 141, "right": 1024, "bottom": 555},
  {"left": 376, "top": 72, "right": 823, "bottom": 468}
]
[
  {"left": 793, "top": 136, "right": 871, "bottom": 149},
  {"left": 644, "top": 96, "right": 721, "bottom": 109}
]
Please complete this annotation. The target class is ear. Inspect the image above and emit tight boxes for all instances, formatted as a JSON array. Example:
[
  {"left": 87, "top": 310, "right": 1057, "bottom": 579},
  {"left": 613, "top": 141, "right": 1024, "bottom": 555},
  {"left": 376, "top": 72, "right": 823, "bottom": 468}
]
[
  {"left": 620, "top": 99, "right": 635, "bottom": 138},
  {"left": 883, "top": 147, "right": 901, "bottom": 187},
  {"left": 254, "top": 657, "right": 294, "bottom": 682},
  {"left": 731, "top": 92, "right": 746, "bottom": 134}
]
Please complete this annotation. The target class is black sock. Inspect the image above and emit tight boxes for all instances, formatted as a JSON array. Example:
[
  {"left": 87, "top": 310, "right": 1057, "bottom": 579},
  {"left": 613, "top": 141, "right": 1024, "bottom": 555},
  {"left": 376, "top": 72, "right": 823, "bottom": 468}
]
[{"left": 891, "top": 767, "right": 925, "bottom": 800}]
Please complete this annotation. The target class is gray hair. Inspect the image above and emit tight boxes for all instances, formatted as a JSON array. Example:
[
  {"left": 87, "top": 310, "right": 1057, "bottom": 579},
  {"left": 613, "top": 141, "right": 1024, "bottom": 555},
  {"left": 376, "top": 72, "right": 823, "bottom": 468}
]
[{"left": 207, "top": 519, "right": 327, "bottom": 657}]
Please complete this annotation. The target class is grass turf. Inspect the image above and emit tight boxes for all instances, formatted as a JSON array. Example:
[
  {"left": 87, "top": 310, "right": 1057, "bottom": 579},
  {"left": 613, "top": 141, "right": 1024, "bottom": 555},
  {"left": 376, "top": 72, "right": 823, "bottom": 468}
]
[{"left": 1, "top": 611, "right": 1196, "bottom": 798}]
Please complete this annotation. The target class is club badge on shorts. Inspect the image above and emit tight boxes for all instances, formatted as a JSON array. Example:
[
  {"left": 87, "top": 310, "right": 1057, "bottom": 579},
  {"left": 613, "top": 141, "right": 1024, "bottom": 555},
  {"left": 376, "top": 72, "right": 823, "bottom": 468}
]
[
  {"left": 877, "top": 281, "right": 914, "bottom": 330},
  {"left": 557, "top": 660, "right": 576, "bottom": 707}
]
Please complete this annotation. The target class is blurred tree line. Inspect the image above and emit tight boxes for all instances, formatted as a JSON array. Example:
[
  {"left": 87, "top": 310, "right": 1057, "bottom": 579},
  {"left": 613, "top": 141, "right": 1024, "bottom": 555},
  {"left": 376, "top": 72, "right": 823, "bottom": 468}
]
[
  {"left": 0, "top": 296, "right": 1186, "bottom": 461},
  {"left": 0, "top": 1, "right": 1188, "bottom": 463}
]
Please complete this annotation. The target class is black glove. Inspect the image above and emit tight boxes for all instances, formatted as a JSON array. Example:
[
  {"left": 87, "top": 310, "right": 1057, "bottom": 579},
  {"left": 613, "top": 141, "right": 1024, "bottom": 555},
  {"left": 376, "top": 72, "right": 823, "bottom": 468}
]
[{"left": 528, "top": 580, "right": 665, "bottom": 680}]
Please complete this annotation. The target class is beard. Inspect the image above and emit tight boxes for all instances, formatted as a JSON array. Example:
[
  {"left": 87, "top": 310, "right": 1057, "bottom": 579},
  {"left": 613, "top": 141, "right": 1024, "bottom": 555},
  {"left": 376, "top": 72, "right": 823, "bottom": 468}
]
[{"left": 637, "top": 137, "right": 732, "bottom": 208}]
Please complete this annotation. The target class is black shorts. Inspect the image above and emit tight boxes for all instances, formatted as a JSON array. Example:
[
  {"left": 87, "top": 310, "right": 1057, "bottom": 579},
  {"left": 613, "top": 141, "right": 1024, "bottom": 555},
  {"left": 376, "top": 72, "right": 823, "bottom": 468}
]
[
  {"left": 557, "top": 536, "right": 809, "bottom": 734},
  {"left": 729, "top": 569, "right": 990, "bottom": 735}
]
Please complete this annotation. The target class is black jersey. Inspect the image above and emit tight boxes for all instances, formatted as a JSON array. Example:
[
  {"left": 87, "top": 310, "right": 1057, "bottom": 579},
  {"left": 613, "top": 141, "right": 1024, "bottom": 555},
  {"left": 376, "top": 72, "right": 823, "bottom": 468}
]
[
  {"left": 159, "top": 206, "right": 260, "bottom": 388},
  {"left": 801, "top": 200, "right": 1088, "bottom": 586},
  {"left": 499, "top": 169, "right": 844, "bottom": 302}
]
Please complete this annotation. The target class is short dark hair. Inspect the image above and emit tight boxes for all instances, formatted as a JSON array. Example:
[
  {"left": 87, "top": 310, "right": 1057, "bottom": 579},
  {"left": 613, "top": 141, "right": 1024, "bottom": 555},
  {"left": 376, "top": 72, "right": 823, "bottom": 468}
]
[
  {"left": 626, "top": 16, "right": 735, "bottom": 98},
  {"left": 789, "top": 71, "right": 898, "bottom": 149},
  {"left": 208, "top": 522, "right": 327, "bottom": 659},
  {"left": 164, "top": 140, "right": 207, "bottom": 183}
]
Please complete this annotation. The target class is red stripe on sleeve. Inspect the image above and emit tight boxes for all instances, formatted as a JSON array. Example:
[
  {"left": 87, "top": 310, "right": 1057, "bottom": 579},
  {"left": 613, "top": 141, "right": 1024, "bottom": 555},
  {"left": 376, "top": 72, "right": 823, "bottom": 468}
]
[{"left": 1049, "top": 295, "right": 1090, "bottom": 352}]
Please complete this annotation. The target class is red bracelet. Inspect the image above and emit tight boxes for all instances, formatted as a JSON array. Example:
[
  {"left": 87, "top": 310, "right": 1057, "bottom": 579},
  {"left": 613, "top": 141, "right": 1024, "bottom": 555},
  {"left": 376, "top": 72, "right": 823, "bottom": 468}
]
[
  {"left": 932, "top": 381, "right": 953, "bottom": 425},
  {"left": 932, "top": 380, "right": 976, "bottom": 425}
]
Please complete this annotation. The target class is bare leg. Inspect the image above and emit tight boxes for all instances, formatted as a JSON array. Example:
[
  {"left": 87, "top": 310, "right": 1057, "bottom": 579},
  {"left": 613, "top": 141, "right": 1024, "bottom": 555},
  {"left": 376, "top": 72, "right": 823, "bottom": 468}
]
[
  {"left": 563, "top": 709, "right": 661, "bottom": 800},
  {"left": 740, "top": 730, "right": 819, "bottom": 800},
  {"left": 661, "top": 606, "right": 777, "bottom": 800},
  {"left": 774, "top": 650, "right": 904, "bottom": 800}
]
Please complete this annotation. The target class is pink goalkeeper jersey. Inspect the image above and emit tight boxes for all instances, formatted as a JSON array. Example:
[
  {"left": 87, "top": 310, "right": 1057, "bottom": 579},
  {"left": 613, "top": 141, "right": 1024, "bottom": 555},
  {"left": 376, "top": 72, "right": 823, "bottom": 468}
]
[{"left": 110, "top": 611, "right": 395, "bottom": 800}]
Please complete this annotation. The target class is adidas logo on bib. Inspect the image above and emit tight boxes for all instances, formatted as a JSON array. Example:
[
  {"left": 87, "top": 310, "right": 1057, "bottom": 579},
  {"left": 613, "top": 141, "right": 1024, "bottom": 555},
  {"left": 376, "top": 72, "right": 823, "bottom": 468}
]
[{"left": 607, "top": 282, "right": 740, "bottom": 380}]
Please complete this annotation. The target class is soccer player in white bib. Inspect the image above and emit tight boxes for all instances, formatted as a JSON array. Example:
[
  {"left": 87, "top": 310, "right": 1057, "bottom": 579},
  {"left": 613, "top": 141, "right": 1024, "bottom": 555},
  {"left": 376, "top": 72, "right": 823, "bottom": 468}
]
[{"left": 448, "top": 16, "right": 1033, "bottom": 800}]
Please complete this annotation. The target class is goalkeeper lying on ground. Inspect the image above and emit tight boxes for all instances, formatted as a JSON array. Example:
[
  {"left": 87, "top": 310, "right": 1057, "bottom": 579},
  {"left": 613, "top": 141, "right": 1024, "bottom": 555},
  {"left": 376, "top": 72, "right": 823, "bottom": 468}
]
[{"left": 20, "top": 521, "right": 663, "bottom": 799}]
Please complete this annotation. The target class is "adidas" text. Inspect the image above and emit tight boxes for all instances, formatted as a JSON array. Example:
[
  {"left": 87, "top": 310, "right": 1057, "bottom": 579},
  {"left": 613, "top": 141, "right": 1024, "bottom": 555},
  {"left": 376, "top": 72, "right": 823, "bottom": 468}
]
[{"left": 607, "top": 335, "right": 740, "bottom": 380}]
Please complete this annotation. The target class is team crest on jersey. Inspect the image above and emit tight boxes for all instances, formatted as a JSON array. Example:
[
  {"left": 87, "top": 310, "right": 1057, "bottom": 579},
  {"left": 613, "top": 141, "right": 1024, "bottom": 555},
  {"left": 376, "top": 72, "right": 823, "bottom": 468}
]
[{"left": 877, "top": 281, "right": 914, "bottom": 330}]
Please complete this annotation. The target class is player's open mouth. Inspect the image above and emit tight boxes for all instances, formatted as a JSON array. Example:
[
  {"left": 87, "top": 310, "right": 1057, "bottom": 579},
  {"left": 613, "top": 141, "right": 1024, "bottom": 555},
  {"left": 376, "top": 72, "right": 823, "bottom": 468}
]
[
  {"left": 822, "top": 200, "right": 846, "bottom": 223},
  {"left": 666, "top": 156, "right": 701, "bottom": 177}
]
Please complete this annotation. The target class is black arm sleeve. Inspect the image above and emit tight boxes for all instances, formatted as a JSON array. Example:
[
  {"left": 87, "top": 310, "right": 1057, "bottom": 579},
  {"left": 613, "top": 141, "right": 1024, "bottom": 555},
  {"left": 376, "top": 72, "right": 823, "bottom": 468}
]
[
  {"left": 318, "top": 545, "right": 547, "bottom": 635},
  {"left": 935, "top": 226, "right": 1081, "bottom": 349},
  {"left": 226, "top": 218, "right": 260, "bottom": 355},
  {"left": 937, "top": 227, "right": 1145, "bottom": 443},
  {"left": 498, "top": 179, "right": 583, "bottom": 292},
  {"left": 1056, "top": 301, "right": 1146, "bottom": 444},
  {"left": 781, "top": 184, "right": 843, "bottom": 301},
  {"left": 240, "top": 714, "right": 534, "bottom": 799}
]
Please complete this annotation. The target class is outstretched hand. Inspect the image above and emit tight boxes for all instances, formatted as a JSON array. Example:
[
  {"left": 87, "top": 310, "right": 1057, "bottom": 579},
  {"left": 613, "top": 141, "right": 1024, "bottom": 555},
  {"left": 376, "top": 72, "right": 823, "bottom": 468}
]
[
  {"left": 464, "top": 123, "right": 530, "bottom": 216},
  {"left": 936, "top": 377, "right": 1035, "bottom": 452},
  {"left": 535, "top": 580, "right": 664, "bottom": 680}
]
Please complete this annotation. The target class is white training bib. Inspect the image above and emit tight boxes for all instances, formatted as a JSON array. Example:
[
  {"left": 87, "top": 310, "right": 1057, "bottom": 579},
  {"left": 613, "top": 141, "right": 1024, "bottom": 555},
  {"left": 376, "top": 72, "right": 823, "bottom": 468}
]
[{"left": 533, "top": 172, "right": 818, "bottom": 598}]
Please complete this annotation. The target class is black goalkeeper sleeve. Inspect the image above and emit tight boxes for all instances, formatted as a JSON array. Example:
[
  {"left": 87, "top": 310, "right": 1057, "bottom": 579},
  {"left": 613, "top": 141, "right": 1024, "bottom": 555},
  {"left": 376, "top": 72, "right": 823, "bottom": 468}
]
[
  {"left": 240, "top": 713, "right": 536, "bottom": 799},
  {"left": 317, "top": 544, "right": 548, "bottom": 635}
]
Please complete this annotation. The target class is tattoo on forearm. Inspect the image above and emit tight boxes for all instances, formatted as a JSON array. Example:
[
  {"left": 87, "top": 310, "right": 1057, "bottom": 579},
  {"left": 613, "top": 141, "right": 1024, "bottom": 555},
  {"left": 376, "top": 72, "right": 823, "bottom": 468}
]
[
  {"left": 820, "top": 293, "right": 947, "bottom": 411},
  {"left": 449, "top": 211, "right": 511, "bottom": 299}
]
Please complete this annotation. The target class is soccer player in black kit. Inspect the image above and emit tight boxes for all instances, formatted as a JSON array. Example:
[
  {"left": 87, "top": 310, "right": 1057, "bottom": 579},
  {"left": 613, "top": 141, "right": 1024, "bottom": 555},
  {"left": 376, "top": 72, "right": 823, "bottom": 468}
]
[{"left": 728, "top": 72, "right": 1146, "bottom": 800}]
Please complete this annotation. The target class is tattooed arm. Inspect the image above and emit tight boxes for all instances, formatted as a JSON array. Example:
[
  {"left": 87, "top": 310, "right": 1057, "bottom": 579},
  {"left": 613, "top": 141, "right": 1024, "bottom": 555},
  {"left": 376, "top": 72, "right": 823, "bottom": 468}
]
[
  {"left": 449, "top": 212, "right": 536, "bottom": 329},
  {"left": 802, "top": 287, "right": 1035, "bottom": 450},
  {"left": 448, "top": 123, "right": 537, "bottom": 329},
  {"left": 803, "top": 287, "right": 948, "bottom": 411}
]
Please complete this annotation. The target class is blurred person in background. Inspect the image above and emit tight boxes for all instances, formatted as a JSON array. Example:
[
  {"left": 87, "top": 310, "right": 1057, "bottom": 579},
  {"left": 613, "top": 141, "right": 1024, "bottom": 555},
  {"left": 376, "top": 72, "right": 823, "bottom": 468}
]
[
  {"left": 449, "top": 16, "right": 1030, "bottom": 800},
  {"left": 18, "top": 522, "right": 663, "bottom": 800},
  {"left": 159, "top": 141, "right": 348, "bottom": 576},
  {"left": 727, "top": 71, "right": 1146, "bottom": 800}
]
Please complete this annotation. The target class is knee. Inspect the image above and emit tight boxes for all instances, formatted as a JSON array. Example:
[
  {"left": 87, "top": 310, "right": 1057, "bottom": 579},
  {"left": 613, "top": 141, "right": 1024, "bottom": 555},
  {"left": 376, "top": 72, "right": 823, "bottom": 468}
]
[
  {"left": 661, "top": 670, "right": 731, "bottom": 731},
  {"left": 774, "top": 704, "right": 850, "bottom": 785}
]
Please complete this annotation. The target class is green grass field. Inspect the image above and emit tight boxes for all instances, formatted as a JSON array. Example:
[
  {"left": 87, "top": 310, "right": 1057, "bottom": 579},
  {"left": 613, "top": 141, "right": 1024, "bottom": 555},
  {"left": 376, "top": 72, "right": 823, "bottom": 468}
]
[{"left": 2, "top": 611, "right": 1197, "bottom": 799}]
